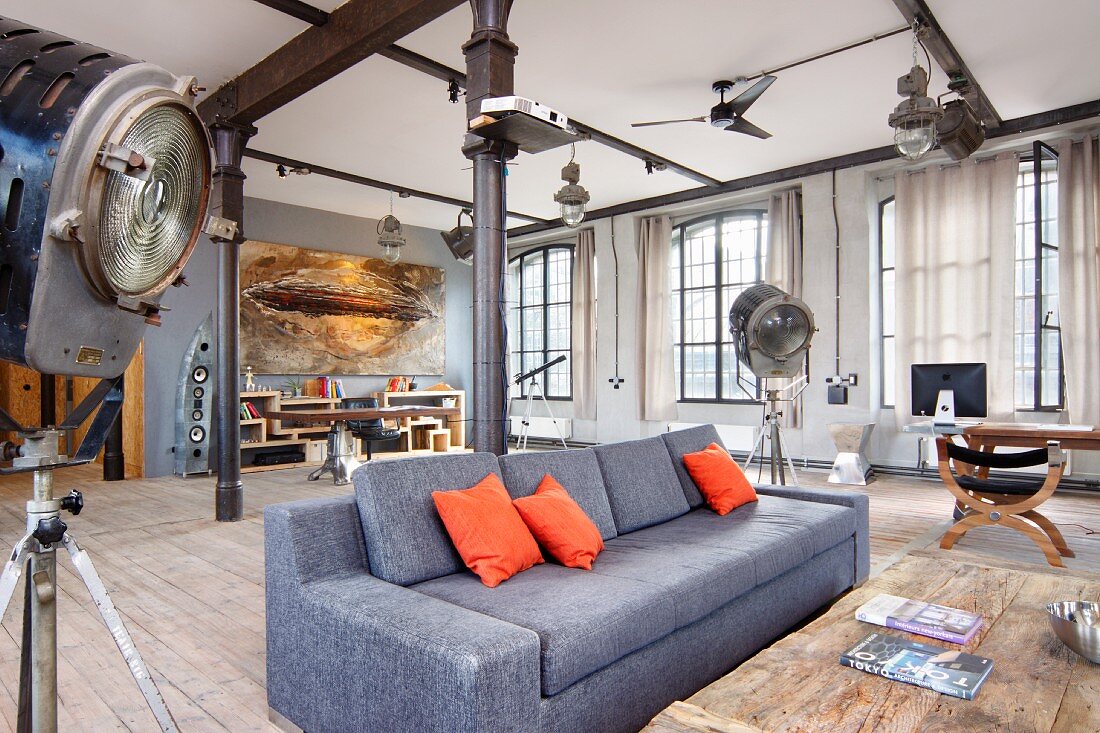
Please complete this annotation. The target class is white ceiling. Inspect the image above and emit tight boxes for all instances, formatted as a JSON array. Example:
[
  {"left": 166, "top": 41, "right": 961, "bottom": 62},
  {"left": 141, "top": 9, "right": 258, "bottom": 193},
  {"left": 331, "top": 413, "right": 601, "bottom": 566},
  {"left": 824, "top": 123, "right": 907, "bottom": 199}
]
[{"left": 5, "top": 0, "right": 1100, "bottom": 230}]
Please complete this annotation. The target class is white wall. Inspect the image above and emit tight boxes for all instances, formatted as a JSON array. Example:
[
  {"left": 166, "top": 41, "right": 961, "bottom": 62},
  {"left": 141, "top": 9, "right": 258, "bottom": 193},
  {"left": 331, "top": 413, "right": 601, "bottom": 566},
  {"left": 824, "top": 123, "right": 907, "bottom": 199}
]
[
  {"left": 142, "top": 196, "right": 472, "bottom": 477},
  {"left": 511, "top": 124, "right": 1100, "bottom": 483}
]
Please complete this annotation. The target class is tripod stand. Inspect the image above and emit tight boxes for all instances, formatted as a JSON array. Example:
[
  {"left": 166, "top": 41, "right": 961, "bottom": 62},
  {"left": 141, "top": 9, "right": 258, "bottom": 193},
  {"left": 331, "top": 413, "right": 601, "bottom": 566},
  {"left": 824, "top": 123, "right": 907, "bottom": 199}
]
[
  {"left": 512, "top": 356, "right": 569, "bottom": 452},
  {"left": 743, "top": 377, "right": 808, "bottom": 486},
  {"left": 0, "top": 381, "right": 178, "bottom": 732}
]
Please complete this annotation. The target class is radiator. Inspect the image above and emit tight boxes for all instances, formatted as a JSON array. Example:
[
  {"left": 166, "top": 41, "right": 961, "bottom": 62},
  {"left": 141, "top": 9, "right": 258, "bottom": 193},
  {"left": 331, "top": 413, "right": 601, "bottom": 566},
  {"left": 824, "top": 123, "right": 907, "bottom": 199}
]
[
  {"left": 509, "top": 415, "right": 573, "bottom": 440},
  {"left": 667, "top": 422, "right": 758, "bottom": 453}
]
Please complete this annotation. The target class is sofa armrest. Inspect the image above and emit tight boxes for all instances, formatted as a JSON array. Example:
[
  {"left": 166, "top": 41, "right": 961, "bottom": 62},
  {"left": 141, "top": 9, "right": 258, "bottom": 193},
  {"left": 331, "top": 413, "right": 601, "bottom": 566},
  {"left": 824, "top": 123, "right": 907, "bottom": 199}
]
[
  {"left": 265, "top": 495, "right": 368, "bottom": 585},
  {"left": 267, "top": 573, "right": 541, "bottom": 733},
  {"left": 754, "top": 485, "right": 870, "bottom": 584}
]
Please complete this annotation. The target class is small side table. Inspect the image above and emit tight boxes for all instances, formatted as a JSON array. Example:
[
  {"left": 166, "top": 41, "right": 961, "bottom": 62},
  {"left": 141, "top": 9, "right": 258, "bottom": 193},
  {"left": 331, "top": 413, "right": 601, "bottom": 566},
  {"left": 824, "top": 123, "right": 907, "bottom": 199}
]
[{"left": 827, "top": 422, "right": 875, "bottom": 485}]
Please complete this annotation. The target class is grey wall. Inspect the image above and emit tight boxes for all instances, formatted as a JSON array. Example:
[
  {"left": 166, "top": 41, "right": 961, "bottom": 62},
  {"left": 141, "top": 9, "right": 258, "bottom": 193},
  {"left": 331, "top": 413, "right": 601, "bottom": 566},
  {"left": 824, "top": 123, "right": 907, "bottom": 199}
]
[{"left": 143, "top": 197, "right": 472, "bottom": 477}]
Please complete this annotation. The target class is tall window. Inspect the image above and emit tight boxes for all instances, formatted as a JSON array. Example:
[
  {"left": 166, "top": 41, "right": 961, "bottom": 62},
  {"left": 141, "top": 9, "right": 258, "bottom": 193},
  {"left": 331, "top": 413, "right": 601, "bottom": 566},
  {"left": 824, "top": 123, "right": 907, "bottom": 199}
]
[
  {"left": 1014, "top": 142, "right": 1063, "bottom": 410},
  {"left": 670, "top": 210, "right": 768, "bottom": 402},
  {"left": 507, "top": 245, "right": 572, "bottom": 398},
  {"left": 879, "top": 197, "right": 896, "bottom": 407}
]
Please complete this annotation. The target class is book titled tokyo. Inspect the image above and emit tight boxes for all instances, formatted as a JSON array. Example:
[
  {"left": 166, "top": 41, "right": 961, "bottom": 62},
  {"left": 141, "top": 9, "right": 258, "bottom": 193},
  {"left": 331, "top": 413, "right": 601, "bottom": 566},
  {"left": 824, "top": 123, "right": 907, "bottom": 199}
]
[
  {"left": 840, "top": 631, "right": 993, "bottom": 700},
  {"left": 855, "top": 594, "right": 982, "bottom": 644}
]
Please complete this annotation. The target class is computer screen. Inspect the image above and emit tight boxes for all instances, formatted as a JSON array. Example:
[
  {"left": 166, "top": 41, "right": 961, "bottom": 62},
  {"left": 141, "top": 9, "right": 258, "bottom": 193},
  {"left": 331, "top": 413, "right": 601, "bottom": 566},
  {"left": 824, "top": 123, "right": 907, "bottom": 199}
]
[{"left": 910, "top": 363, "right": 988, "bottom": 418}]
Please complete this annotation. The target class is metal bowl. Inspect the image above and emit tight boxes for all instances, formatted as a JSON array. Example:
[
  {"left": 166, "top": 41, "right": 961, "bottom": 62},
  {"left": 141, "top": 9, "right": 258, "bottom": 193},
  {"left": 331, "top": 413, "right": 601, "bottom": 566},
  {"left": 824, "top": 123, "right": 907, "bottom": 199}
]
[{"left": 1047, "top": 601, "right": 1100, "bottom": 663}]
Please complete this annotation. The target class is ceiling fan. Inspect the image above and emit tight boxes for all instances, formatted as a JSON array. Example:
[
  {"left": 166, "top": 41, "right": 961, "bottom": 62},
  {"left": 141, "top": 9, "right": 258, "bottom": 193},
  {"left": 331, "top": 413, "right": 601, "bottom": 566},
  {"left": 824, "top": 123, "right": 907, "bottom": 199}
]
[{"left": 631, "top": 76, "right": 777, "bottom": 139}]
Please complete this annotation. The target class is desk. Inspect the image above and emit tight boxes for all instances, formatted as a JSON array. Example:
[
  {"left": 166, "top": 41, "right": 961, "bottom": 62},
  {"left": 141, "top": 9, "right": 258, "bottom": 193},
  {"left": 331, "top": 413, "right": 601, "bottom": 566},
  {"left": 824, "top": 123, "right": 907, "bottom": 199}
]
[
  {"left": 963, "top": 423, "right": 1100, "bottom": 452},
  {"left": 264, "top": 406, "right": 460, "bottom": 485}
]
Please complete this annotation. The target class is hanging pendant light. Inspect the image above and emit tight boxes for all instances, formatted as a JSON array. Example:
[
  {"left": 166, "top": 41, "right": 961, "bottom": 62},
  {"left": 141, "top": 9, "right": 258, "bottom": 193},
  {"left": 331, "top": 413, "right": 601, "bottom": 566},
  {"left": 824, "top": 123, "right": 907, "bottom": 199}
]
[
  {"left": 553, "top": 144, "right": 590, "bottom": 228},
  {"left": 887, "top": 27, "right": 941, "bottom": 161},
  {"left": 377, "top": 190, "right": 406, "bottom": 264}
]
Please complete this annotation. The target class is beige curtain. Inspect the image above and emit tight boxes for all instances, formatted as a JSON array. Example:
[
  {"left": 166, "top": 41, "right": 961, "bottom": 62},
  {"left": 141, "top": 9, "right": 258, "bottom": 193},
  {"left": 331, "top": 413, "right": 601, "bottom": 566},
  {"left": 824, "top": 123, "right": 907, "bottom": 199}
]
[
  {"left": 1057, "top": 134, "right": 1100, "bottom": 425},
  {"left": 637, "top": 215, "right": 678, "bottom": 422},
  {"left": 893, "top": 153, "right": 1018, "bottom": 427},
  {"left": 764, "top": 189, "right": 803, "bottom": 427},
  {"left": 571, "top": 228, "right": 598, "bottom": 420}
]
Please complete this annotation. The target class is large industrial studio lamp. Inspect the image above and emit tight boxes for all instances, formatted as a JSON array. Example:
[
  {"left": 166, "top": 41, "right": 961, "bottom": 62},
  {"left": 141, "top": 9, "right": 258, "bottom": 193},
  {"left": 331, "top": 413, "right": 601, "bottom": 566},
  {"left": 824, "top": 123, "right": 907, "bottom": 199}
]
[
  {"left": 0, "top": 18, "right": 217, "bottom": 732},
  {"left": 729, "top": 284, "right": 816, "bottom": 485}
]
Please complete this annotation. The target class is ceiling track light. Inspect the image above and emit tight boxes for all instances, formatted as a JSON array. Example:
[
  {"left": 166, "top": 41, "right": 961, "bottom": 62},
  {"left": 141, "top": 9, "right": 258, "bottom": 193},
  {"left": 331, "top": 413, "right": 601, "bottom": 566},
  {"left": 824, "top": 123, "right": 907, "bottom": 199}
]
[
  {"left": 937, "top": 96, "right": 985, "bottom": 161},
  {"left": 440, "top": 208, "right": 474, "bottom": 263},
  {"left": 275, "top": 163, "right": 310, "bottom": 178},
  {"left": 553, "top": 144, "right": 590, "bottom": 229},
  {"left": 376, "top": 190, "right": 406, "bottom": 264}
]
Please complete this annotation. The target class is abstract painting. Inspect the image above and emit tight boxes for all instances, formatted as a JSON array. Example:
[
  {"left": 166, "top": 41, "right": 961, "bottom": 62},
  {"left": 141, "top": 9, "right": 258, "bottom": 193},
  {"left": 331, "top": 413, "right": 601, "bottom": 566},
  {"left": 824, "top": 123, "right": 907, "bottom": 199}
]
[{"left": 240, "top": 241, "right": 445, "bottom": 375}]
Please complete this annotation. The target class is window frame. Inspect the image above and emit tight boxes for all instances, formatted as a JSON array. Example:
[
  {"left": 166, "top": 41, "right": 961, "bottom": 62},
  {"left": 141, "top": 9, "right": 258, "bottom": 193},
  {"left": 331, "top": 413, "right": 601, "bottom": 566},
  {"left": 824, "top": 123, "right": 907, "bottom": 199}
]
[
  {"left": 1020, "top": 140, "right": 1064, "bottom": 412},
  {"left": 671, "top": 209, "right": 768, "bottom": 404},
  {"left": 878, "top": 196, "right": 896, "bottom": 409},
  {"left": 508, "top": 243, "right": 574, "bottom": 400}
]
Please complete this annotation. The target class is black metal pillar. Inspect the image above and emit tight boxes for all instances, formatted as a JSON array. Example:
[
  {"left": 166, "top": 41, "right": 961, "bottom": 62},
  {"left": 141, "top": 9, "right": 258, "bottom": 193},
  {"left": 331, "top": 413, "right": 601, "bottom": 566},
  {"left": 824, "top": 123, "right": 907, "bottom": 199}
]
[
  {"left": 209, "top": 120, "right": 255, "bottom": 521},
  {"left": 463, "top": 0, "right": 517, "bottom": 455},
  {"left": 103, "top": 375, "right": 125, "bottom": 481}
]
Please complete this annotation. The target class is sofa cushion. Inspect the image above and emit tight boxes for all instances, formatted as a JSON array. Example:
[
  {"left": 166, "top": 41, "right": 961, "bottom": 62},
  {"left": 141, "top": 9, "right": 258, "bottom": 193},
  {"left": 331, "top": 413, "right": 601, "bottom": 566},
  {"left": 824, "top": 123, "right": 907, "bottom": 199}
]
[
  {"left": 353, "top": 452, "right": 504, "bottom": 586},
  {"left": 633, "top": 495, "right": 857, "bottom": 587},
  {"left": 414, "top": 564, "right": 678, "bottom": 696},
  {"left": 499, "top": 449, "right": 617, "bottom": 540},
  {"left": 660, "top": 424, "right": 726, "bottom": 508},
  {"left": 433, "top": 473, "right": 544, "bottom": 587},
  {"left": 682, "top": 443, "right": 757, "bottom": 515},
  {"left": 592, "top": 437, "right": 690, "bottom": 533},
  {"left": 590, "top": 532, "right": 757, "bottom": 629},
  {"left": 513, "top": 475, "right": 605, "bottom": 570}
]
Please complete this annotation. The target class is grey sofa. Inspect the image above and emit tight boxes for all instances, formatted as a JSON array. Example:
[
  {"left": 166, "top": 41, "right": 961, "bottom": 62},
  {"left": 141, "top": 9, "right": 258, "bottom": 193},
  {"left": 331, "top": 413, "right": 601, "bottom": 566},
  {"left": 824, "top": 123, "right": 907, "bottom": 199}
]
[{"left": 265, "top": 424, "right": 869, "bottom": 733}]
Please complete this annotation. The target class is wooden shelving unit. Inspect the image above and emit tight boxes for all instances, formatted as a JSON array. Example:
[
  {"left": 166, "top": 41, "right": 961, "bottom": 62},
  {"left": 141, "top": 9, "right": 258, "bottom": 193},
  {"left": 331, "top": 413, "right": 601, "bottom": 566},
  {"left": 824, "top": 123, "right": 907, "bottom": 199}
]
[{"left": 238, "top": 388, "right": 467, "bottom": 473}]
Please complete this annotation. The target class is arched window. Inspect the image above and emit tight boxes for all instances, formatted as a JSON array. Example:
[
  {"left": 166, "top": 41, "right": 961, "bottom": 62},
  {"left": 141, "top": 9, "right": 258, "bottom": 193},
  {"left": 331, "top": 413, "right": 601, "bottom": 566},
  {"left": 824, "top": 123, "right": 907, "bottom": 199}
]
[
  {"left": 670, "top": 210, "right": 768, "bottom": 402},
  {"left": 507, "top": 244, "right": 573, "bottom": 399}
]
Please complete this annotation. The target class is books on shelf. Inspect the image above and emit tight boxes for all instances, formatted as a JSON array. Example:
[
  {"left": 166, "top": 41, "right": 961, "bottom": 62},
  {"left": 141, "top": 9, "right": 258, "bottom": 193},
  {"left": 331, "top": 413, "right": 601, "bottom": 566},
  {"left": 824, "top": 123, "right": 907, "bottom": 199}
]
[
  {"left": 855, "top": 594, "right": 982, "bottom": 644},
  {"left": 301, "top": 377, "right": 346, "bottom": 399},
  {"left": 240, "top": 401, "right": 261, "bottom": 420},
  {"left": 840, "top": 631, "right": 993, "bottom": 700}
]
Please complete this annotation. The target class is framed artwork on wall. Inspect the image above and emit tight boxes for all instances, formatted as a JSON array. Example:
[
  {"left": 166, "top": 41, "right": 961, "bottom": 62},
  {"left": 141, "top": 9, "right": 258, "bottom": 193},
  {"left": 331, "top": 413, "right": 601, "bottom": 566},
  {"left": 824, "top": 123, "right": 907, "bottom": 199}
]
[{"left": 240, "top": 241, "right": 445, "bottom": 375}]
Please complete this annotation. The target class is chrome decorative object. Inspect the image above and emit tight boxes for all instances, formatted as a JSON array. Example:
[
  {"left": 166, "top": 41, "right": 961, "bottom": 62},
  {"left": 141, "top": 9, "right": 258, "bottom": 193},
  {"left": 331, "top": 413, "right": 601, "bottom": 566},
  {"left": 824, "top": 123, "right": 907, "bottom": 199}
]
[
  {"left": 1047, "top": 601, "right": 1100, "bottom": 663},
  {"left": 827, "top": 422, "right": 876, "bottom": 485}
]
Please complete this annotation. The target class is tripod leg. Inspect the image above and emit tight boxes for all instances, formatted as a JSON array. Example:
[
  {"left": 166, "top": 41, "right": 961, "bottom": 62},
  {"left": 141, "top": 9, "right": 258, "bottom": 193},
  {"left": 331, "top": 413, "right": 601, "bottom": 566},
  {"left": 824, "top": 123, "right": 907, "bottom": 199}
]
[
  {"left": 61, "top": 534, "right": 179, "bottom": 733},
  {"left": 536, "top": 383, "right": 569, "bottom": 450},
  {"left": 518, "top": 383, "right": 536, "bottom": 452},
  {"left": 776, "top": 425, "right": 799, "bottom": 486},
  {"left": 25, "top": 547, "right": 57, "bottom": 733},
  {"left": 0, "top": 535, "right": 33, "bottom": 617},
  {"left": 770, "top": 419, "right": 781, "bottom": 485},
  {"left": 743, "top": 427, "right": 766, "bottom": 476},
  {"left": 17, "top": 565, "right": 31, "bottom": 732}
]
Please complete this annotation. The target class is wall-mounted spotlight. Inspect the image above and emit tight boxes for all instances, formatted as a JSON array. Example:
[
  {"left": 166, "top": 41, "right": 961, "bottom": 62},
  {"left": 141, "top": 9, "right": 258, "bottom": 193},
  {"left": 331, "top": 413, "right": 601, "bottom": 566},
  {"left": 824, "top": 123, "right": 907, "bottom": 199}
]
[
  {"left": 440, "top": 209, "right": 474, "bottom": 263},
  {"left": 644, "top": 160, "right": 667, "bottom": 175},
  {"left": 447, "top": 79, "right": 461, "bottom": 104},
  {"left": 553, "top": 145, "right": 590, "bottom": 229},
  {"left": 376, "top": 191, "right": 405, "bottom": 264},
  {"left": 937, "top": 96, "right": 984, "bottom": 161}
]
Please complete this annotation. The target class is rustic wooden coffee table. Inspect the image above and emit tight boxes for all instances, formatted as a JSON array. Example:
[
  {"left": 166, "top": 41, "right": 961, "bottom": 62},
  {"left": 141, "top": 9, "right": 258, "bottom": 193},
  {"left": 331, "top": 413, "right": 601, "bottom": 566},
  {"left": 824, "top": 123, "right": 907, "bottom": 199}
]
[{"left": 644, "top": 554, "right": 1100, "bottom": 733}]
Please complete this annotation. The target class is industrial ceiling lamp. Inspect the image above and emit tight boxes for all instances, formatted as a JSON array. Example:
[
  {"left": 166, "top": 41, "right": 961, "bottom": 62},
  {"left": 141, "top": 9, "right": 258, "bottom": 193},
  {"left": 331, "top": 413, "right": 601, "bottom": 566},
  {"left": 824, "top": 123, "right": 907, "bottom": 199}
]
[
  {"left": 553, "top": 144, "right": 590, "bottom": 228},
  {"left": 440, "top": 209, "right": 474, "bottom": 263},
  {"left": 888, "top": 26, "right": 941, "bottom": 162},
  {"left": 377, "top": 190, "right": 406, "bottom": 265}
]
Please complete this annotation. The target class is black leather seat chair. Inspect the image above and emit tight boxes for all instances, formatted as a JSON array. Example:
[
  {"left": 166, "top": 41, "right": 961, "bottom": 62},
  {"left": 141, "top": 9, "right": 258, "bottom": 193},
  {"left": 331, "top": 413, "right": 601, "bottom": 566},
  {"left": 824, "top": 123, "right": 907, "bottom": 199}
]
[{"left": 343, "top": 397, "right": 400, "bottom": 461}]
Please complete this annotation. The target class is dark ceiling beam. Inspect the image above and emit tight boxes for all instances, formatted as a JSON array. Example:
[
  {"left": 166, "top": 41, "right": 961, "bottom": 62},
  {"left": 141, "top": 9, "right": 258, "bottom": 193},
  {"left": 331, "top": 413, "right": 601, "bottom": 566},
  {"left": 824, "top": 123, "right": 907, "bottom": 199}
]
[
  {"left": 200, "top": 0, "right": 465, "bottom": 124},
  {"left": 889, "top": 0, "right": 1002, "bottom": 128},
  {"left": 244, "top": 148, "right": 552, "bottom": 224},
  {"left": 250, "top": 0, "right": 329, "bottom": 26},
  {"left": 508, "top": 98, "right": 1100, "bottom": 237},
  {"left": 379, "top": 44, "right": 723, "bottom": 187}
]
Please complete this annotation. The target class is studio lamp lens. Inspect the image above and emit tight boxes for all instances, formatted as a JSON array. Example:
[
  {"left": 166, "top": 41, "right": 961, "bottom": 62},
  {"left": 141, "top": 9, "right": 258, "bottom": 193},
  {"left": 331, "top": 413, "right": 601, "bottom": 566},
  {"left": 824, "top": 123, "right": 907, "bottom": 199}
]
[
  {"left": 757, "top": 304, "right": 810, "bottom": 357},
  {"left": 97, "top": 104, "right": 208, "bottom": 297}
]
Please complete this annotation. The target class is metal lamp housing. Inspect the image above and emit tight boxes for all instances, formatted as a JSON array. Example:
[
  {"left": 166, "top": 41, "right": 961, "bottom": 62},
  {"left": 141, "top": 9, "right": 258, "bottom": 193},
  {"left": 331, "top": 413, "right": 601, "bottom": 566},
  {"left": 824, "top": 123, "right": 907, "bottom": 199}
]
[
  {"left": 888, "top": 64, "right": 942, "bottom": 161},
  {"left": 553, "top": 161, "right": 589, "bottom": 228},
  {"left": 440, "top": 209, "right": 474, "bottom": 263},
  {"left": 0, "top": 18, "right": 212, "bottom": 378},
  {"left": 376, "top": 214, "right": 406, "bottom": 264},
  {"left": 729, "top": 283, "right": 815, "bottom": 379},
  {"left": 937, "top": 98, "right": 985, "bottom": 161}
]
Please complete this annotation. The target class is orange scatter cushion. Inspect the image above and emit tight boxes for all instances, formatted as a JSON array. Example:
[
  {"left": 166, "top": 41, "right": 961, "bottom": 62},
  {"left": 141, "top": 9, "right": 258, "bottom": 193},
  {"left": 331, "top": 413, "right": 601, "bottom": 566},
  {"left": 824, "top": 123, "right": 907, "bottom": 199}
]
[
  {"left": 682, "top": 443, "right": 758, "bottom": 515},
  {"left": 432, "top": 473, "right": 544, "bottom": 587},
  {"left": 512, "top": 475, "right": 605, "bottom": 570}
]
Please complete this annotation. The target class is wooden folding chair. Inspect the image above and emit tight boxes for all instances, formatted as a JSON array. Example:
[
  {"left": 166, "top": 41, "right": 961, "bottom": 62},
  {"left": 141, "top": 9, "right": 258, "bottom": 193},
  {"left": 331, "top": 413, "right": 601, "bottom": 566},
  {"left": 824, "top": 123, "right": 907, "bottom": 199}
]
[{"left": 936, "top": 436, "right": 1073, "bottom": 567}]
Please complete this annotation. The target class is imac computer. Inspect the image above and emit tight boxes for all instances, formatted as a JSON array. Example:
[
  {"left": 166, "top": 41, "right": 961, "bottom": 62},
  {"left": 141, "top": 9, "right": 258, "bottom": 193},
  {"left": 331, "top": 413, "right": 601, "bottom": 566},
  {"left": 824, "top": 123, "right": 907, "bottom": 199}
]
[{"left": 911, "top": 363, "right": 988, "bottom": 425}]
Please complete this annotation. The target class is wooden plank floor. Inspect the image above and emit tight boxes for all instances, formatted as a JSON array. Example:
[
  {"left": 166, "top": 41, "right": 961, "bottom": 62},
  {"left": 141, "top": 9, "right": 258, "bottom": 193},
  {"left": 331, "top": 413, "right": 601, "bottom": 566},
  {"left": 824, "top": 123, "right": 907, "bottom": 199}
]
[{"left": 0, "top": 463, "right": 1094, "bottom": 731}]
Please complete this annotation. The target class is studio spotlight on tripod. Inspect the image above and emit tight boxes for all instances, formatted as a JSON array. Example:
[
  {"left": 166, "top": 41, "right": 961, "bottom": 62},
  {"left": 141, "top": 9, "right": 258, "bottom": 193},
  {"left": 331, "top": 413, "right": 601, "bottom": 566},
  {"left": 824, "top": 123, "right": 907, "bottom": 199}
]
[
  {"left": 729, "top": 284, "right": 816, "bottom": 486},
  {"left": 0, "top": 17, "right": 220, "bottom": 732}
]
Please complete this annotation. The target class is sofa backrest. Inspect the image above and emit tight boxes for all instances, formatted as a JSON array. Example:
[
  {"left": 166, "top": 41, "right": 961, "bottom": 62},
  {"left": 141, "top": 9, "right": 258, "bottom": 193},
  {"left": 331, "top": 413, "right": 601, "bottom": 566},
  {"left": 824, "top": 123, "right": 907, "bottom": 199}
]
[
  {"left": 660, "top": 424, "right": 726, "bottom": 508},
  {"left": 498, "top": 448, "right": 618, "bottom": 541},
  {"left": 591, "top": 436, "right": 690, "bottom": 533},
  {"left": 353, "top": 452, "right": 502, "bottom": 586}
]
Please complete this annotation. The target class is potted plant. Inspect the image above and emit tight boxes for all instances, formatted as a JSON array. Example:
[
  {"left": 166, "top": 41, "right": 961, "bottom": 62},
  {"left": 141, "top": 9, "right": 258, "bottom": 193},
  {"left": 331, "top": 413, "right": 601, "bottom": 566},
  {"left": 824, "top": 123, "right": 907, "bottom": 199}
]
[{"left": 282, "top": 375, "right": 303, "bottom": 397}]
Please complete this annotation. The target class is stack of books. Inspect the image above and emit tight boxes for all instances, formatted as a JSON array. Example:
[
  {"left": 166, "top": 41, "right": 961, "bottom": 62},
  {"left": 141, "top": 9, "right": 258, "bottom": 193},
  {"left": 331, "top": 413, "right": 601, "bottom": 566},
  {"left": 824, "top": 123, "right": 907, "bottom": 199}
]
[
  {"left": 841, "top": 594, "right": 992, "bottom": 700},
  {"left": 240, "top": 401, "right": 261, "bottom": 420}
]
